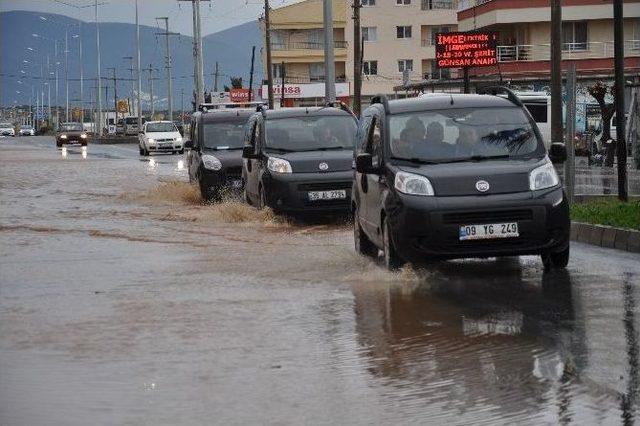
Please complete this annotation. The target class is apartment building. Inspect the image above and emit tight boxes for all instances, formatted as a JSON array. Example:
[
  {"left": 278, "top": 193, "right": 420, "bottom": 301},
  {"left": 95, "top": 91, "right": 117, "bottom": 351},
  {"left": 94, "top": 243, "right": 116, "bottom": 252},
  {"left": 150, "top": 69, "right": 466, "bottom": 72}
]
[
  {"left": 345, "top": 0, "right": 459, "bottom": 97},
  {"left": 455, "top": 0, "right": 640, "bottom": 82},
  {"left": 261, "top": 0, "right": 350, "bottom": 106}
]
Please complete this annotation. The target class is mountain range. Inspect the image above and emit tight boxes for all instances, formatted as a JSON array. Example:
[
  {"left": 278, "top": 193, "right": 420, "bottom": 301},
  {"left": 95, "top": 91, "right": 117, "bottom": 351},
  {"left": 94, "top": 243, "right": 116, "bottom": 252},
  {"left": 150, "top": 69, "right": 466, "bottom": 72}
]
[{"left": 0, "top": 10, "right": 264, "bottom": 109}]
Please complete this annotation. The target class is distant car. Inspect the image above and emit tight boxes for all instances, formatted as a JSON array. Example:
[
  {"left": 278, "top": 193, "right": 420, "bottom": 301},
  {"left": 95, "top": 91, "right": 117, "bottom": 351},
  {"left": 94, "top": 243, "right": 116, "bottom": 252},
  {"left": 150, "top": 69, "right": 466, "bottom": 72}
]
[
  {"left": 124, "top": 116, "right": 146, "bottom": 136},
  {"left": 0, "top": 123, "right": 15, "bottom": 137},
  {"left": 56, "top": 122, "right": 88, "bottom": 147},
  {"left": 116, "top": 119, "right": 125, "bottom": 135},
  {"left": 242, "top": 105, "right": 358, "bottom": 214},
  {"left": 138, "top": 120, "right": 184, "bottom": 156},
  {"left": 187, "top": 108, "right": 255, "bottom": 201},
  {"left": 19, "top": 125, "right": 35, "bottom": 136}
]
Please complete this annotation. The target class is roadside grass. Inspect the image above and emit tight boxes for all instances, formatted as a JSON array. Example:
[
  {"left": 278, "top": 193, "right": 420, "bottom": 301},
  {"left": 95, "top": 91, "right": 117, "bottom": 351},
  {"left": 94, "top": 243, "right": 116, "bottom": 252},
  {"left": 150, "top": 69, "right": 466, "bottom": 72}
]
[{"left": 571, "top": 199, "right": 640, "bottom": 231}]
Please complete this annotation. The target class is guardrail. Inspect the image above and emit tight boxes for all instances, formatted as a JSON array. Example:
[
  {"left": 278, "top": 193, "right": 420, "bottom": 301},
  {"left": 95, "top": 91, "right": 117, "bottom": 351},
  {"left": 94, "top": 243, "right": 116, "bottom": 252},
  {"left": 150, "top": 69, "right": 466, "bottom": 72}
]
[
  {"left": 271, "top": 40, "right": 348, "bottom": 51},
  {"left": 496, "top": 40, "right": 640, "bottom": 62}
]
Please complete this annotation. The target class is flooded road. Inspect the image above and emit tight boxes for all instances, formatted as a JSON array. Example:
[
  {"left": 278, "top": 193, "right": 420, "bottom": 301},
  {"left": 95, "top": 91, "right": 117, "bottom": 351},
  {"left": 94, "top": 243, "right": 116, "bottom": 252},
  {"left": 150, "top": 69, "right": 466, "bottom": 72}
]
[{"left": 2, "top": 136, "right": 640, "bottom": 425}]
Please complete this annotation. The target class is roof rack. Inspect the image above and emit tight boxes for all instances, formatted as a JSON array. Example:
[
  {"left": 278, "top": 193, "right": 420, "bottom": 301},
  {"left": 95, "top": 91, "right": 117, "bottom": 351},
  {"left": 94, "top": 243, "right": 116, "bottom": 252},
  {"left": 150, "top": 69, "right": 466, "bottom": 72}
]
[
  {"left": 476, "top": 86, "right": 524, "bottom": 107},
  {"left": 370, "top": 94, "right": 390, "bottom": 114},
  {"left": 325, "top": 100, "right": 356, "bottom": 118},
  {"left": 198, "top": 101, "right": 266, "bottom": 112}
]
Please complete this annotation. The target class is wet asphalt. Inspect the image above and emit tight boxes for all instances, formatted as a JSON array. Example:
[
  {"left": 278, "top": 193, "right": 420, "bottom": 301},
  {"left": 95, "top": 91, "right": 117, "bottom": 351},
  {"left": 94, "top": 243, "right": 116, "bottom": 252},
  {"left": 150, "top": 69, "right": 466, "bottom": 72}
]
[{"left": 1, "top": 136, "right": 640, "bottom": 426}]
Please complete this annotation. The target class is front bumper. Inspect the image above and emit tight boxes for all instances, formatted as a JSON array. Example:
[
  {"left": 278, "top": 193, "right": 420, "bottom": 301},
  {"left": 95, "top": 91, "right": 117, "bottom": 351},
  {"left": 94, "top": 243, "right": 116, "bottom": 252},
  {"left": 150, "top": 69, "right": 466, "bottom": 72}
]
[
  {"left": 387, "top": 187, "right": 570, "bottom": 262},
  {"left": 147, "top": 141, "right": 183, "bottom": 152},
  {"left": 263, "top": 170, "right": 353, "bottom": 212},
  {"left": 200, "top": 166, "right": 243, "bottom": 195}
]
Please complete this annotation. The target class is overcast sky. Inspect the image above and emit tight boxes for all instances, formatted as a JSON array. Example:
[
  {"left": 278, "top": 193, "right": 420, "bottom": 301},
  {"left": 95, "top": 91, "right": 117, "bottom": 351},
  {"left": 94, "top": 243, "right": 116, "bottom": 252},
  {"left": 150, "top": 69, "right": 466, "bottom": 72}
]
[{"left": 1, "top": 0, "right": 302, "bottom": 35}]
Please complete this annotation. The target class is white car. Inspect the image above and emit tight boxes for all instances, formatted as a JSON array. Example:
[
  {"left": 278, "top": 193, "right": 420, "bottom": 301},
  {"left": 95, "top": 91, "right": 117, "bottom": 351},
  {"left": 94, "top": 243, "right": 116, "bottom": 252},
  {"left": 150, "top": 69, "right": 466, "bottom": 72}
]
[
  {"left": 139, "top": 121, "right": 184, "bottom": 156},
  {"left": 0, "top": 123, "right": 15, "bottom": 137},
  {"left": 19, "top": 125, "right": 35, "bottom": 136}
]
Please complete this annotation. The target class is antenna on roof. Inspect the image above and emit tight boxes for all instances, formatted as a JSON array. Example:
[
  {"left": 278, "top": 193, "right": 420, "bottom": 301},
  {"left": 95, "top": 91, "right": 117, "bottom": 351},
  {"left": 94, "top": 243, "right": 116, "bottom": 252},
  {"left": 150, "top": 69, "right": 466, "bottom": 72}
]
[{"left": 450, "top": 92, "right": 454, "bottom": 105}]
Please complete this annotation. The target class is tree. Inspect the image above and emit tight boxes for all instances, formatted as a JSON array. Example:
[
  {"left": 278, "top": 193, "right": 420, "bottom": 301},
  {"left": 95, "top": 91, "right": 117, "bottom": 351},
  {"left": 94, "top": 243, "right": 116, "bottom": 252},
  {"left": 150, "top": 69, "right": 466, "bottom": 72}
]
[
  {"left": 588, "top": 81, "right": 616, "bottom": 166},
  {"left": 230, "top": 77, "right": 243, "bottom": 89}
]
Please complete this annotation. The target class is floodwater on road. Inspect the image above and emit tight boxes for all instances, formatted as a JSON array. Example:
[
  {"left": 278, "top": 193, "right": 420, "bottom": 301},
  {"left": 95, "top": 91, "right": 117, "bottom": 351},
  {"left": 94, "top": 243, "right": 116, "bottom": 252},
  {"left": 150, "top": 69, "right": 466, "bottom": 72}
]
[{"left": 2, "top": 137, "right": 640, "bottom": 425}]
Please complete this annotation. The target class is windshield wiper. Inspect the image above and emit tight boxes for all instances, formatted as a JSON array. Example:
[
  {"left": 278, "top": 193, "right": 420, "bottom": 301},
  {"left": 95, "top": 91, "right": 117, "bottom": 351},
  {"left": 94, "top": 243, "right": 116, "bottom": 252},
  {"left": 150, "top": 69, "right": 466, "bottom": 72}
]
[
  {"left": 389, "top": 156, "right": 441, "bottom": 165},
  {"left": 430, "top": 154, "right": 512, "bottom": 164},
  {"left": 265, "top": 147, "right": 296, "bottom": 153},
  {"left": 301, "top": 146, "right": 350, "bottom": 152}
]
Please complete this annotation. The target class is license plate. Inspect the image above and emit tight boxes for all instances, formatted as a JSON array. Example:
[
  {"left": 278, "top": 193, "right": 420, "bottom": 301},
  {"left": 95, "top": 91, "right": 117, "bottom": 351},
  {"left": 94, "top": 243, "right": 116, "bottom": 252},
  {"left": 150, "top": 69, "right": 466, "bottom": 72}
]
[
  {"left": 308, "top": 190, "right": 347, "bottom": 201},
  {"left": 459, "top": 222, "right": 519, "bottom": 241}
]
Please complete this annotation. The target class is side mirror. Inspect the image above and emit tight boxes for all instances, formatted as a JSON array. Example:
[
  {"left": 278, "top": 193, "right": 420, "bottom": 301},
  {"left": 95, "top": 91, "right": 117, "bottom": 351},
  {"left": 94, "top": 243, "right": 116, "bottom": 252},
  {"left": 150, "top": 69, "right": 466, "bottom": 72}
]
[
  {"left": 242, "top": 145, "right": 256, "bottom": 159},
  {"left": 184, "top": 139, "right": 193, "bottom": 149},
  {"left": 549, "top": 142, "right": 567, "bottom": 164},
  {"left": 355, "top": 153, "right": 378, "bottom": 174}
]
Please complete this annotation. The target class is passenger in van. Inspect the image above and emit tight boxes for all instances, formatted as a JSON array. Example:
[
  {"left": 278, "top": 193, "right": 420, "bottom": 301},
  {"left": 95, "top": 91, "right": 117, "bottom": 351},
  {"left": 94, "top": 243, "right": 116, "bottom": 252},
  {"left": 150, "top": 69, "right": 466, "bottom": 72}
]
[
  {"left": 318, "top": 126, "right": 339, "bottom": 146},
  {"left": 455, "top": 127, "right": 477, "bottom": 157},
  {"left": 396, "top": 116, "right": 426, "bottom": 158},
  {"left": 421, "top": 121, "right": 453, "bottom": 159}
]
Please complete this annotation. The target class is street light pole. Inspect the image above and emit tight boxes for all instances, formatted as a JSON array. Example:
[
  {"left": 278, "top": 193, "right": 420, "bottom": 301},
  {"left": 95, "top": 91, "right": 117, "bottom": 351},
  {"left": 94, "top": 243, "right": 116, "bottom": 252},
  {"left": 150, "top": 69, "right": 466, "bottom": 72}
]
[
  {"left": 96, "top": 0, "right": 103, "bottom": 136},
  {"left": 550, "top": 0, "right": 562, "bottom": 145},
  {"left": 65, "top": 27, "right": 69, "bottom": 122},
  {"left": 78, "top": 22, "right": 84, "bottom": 123},
  {"left": 323, "top": 0, "right": 336, "bottom": 103},
  {"left": 135, "top": 0, "right": 142, "bottom": 128},
  {"left": 613, "top": 0, "right": 627, "bottom": 201}
]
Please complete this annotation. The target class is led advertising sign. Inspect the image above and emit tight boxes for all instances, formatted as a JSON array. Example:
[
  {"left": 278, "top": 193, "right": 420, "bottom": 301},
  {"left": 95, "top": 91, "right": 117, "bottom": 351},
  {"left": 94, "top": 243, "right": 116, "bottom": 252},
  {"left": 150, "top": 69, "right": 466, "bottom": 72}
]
[{"left": 435, "top": 32, "right": 498, "bottom": 68}]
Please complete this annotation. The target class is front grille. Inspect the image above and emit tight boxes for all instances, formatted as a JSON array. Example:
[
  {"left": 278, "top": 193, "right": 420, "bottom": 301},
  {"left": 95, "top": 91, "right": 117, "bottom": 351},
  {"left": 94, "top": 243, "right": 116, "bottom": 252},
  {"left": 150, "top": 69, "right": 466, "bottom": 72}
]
[
  {"left": 156, "top": 138, "right": 174, "bottom": 142},
  {"left": 226, "top": 166, "right": 242, "bottom": 178},
  {"left": 298, "top": 181, "right": 352, "bottom": 191},
  {"left": 442, "top": 209, "right": 533, "bottom": 225}
]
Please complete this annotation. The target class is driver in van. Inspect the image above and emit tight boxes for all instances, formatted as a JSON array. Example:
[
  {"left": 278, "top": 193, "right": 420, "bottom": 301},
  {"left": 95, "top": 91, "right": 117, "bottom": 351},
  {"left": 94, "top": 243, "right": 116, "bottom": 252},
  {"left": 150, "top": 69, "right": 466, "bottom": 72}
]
[
  {"left": 455, "top": 127, "right": 477, "bottom": 157},
  {"left": 396, "top": 116, "right": 426, "bottom": 158}
]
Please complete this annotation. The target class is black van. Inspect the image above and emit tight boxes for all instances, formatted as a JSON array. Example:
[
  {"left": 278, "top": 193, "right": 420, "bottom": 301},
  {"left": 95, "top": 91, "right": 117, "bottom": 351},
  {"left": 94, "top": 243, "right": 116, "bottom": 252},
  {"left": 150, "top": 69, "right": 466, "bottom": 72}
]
[
  {"left": 242, "top": 105, "right": 358, "bottom": 213},
  {"left": 187, "top": 108, "right": 255, "bottom": 201},
  {"left": 352, "top": 88, "right": 570, "bottom": 270}
]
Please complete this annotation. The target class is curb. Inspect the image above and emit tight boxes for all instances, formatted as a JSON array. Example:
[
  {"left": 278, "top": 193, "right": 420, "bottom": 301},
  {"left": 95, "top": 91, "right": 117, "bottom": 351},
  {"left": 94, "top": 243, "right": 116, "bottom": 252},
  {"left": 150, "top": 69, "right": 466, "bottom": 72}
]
[{"left": 571, "top": 222, "right": 640, "bottom": 253}]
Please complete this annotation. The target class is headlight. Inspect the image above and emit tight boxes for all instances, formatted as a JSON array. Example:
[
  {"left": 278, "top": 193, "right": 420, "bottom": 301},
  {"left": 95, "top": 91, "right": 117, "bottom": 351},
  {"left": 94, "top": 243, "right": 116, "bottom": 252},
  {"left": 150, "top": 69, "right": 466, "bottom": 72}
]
[
  {"left": 147, "top": 138, "right": 155, "bottom": 144},
  {"left": 60, "top": 134, "right": 67, "bottom": 139},
  {"left": 394, "top": 171, "right": 435, "bottom": 196},
  {"left": 529, "top": 161, "right": 559, "bottom": 191},
  {"left": 80, "top": 133, "right": 87, "bottom": 139},
  {"left": 267, "top": 157, "right": 292, "bottom": 174},
  {"left": 202, "top": 154, "right": 222, "bottom": 171},
  {"left": 176, "top": 136, "right": 183, "bottom": 143}
]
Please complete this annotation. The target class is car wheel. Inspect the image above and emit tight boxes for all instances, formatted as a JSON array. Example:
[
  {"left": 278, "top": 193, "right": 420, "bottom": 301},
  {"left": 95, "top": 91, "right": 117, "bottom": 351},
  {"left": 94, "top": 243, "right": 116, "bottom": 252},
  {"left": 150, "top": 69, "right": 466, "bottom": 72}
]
[
  {"left": 354, "top": 206, "right": 378, "bottom": 258},
  {"left": 139, "top": 146, "right": 145, "bottom": 156},
  {"left": 56, "top": 141, "right": 62, "bottom": 148},
  {"left": 199, "top": 179, "right": 213, "bottom": 202},
  {"left": 542, "top": 245, "right": 570, "bottom": 270},
  {"left": 179, "top": 148, "right": 185, "bottom": 155},
  {"left": 81, "top": 142, "right": 87, "bottom": 147},
  {"left": 382, "top": 218, "right": 405, "bottom": 271}
]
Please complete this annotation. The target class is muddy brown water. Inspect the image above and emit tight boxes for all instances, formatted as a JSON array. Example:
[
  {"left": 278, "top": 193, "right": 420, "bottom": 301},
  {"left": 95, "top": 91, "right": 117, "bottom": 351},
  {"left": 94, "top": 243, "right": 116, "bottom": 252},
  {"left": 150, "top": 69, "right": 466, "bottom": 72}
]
[{"left": 2, "top": 138, "right": 640, "bottom": 425}]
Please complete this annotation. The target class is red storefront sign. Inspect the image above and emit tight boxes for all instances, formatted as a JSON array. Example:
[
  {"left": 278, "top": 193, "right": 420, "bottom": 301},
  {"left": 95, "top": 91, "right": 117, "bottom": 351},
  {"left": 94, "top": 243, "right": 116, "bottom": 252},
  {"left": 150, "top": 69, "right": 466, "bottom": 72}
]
[
  {"left": 435, "top": 32, "right": 498, "bottom": 68},
  {"left": 229, "top": 88, "right": 251, "bottom": 103}
]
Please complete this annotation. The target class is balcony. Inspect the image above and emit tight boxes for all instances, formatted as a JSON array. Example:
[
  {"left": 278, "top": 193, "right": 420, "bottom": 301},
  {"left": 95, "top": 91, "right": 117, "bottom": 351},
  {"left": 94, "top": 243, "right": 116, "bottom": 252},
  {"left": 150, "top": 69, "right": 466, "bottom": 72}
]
[
  {"left": 496, "top": 40, "right": 640, "bottom": 62},
  {"left": 271, "top": 41, "right": 348, "bottom": 51},
  {"left": 457, "top": 0, "right": 492, "bottom": 11},
  {"left": 421, "top": 0, "right": 458, "bottom": 10}
]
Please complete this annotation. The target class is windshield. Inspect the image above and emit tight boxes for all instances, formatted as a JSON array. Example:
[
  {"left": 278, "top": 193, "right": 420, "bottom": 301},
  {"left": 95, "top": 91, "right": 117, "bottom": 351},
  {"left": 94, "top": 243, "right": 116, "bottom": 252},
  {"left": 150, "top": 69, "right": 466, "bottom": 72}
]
[
  {"left": 146, "top": 122, "right": 177, "bottom": 133},
  {"left": 203, "top": 120, "right": 246, "bottom": 150},
  {"left": 265, "top": 115, "right": 357, "bottom": 152},
  {"left": 389, "top": 107, "right": 542, "bottom": 162},
  {"left": 125, "top": 117, "right": 138, "bottom": 124},
  {"left": 60, "top": 123, "right": 83, "bottom": 132},
  {"left": 0, "top": 123, "right": 12, "bottom": 128}
]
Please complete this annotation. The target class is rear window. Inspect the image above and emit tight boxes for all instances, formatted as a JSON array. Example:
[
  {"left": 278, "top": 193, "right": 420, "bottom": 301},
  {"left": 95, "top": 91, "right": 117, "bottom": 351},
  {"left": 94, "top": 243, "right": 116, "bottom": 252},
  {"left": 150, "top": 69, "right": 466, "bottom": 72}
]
[
  {"left": 523, "top": 102, "right": 548, "bottom": 123},
  {"left": 265, "top": 115, "right": 357, "bottom": 152},
  {"left": 389, "top": 107, "right": 543, "bottom": 162}
]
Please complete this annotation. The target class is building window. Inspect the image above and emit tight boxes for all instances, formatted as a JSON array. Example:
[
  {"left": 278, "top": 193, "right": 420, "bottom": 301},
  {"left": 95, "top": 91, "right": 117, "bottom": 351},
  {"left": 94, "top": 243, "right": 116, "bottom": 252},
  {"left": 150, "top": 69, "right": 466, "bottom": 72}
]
[
  {"left": 363, "top": 60, "right": 378, "bottom": 75},
  {"left": 429, "top": 60, "right": 449, "bottom": 80},
  {"left": 309, "top": 63, "right": 325, "bottom": 81},
  {"left": 362, "top": 0, "right": 375, "bottom": 6},
  {"left": 396, "top": 0, "right": 411, "bottom": 5},
  {"left": 396, "top": 26, "right": 412, "bottom": 39},
  {"left": 307, "top": 29, "right": 324, "bottom": 49},
  {"left": 273, "top": 63, "right": 284, "bottom": 80},
  {"left": 430, "top": 26, "right": 450, "bottom": 45},
  {"left": 422, "top": 0, "right": 455, "bottom": 10},
  {"left": 562, "top": 21, "right": 588, "bottom": 51},
  {"left": 398, "top": 59, "right": 413, "bottom": 72},
  {"left": 362, "top": 27, "right": 377, "bottom": 42},
  {"left": 633, "top": 19, "right": 640, "bottom": 50}
]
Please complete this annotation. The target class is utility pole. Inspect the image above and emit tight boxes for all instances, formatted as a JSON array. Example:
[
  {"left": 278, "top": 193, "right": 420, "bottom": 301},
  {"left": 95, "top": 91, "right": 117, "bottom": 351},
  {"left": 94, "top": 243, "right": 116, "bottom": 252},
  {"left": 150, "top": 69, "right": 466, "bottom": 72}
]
[
  {"left": 107, "top": 67, "right": 118, "bottom": 120},
  {"left": 264, "top": 0, "right": 274, "bottom": 109},
  {"left": 156, "top": 17, "right": 176, "bottom": 121},
  {"left": 213, "top": 62, "right": 219, "bottom": 92},
  {"left": 195, "top": 0, "right": 204, "bottom": 107},
  {"left": 135, "top": 0, "right": 142, "bottom": 128},
  {"left": 54, "top": 41, "right": 60, "bottom": 128},
  {"left": 248, "top": 47, "right": 256, "bottom": 102},
  {"left": 550, "top": 0, "right": 562, "bottom": 146},
  {"left": 144, "top": 64, "right": 156, "bottom": 117},
  {"left": 280, "top": 61, "right": 286, "bottom": 108},
  {"left": 613, "top": 0, "right": 628, "bottom": 201},
  {"left": 78, "top": 22, "right": 84, "bottom": 123},
  {"left": 96, "top": 0, "right": 103, "bottom": 136},
  {"left": 564, "top": 63, "right": 576, "bottom": 204},
  {"left": 65, "top": 27, "right": 69, "bottom": 122},
  {"left": 323, "top": 0, "right": 336, "bottom": 103},
  {"left": 352, "top": 0, "right": 362, "bottom": 117},
  {"left": 180, "top": 88, "right": 185, "bottom": 127},
  {"left": 47, "top": 55, "right": 52, "bottom": 124},
  {"left": 123, "top": 56, "right": 134, "bottom": 116},
  {"left": 178, "top": 0, "right": 209, "bottom": 106}
]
